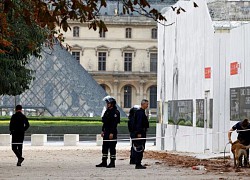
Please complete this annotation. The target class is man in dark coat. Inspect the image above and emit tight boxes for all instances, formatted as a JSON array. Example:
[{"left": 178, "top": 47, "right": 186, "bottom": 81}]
[
  {"left": 9, "top": 105, "right": 30, "bottom": 166},
  {"left": 96, "top": 96, "right": 120, "bottom": 168},
  {"left": 128, "top": 105, "right": 140, "bottom": 164},
  {"left": 133, "top": 99, "right": 149, "bottom": 169}
]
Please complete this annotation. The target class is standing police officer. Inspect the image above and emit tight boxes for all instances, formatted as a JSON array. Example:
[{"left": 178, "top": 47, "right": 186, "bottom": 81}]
[
  {"left": 133, "top": 99, "right": 149, "bottom": 169},
  {"left": 96, "top": 96, "right": 120, "bottom": 168},
  {"left": 9, "top": 105, "right": 30, "bottom": 166}
]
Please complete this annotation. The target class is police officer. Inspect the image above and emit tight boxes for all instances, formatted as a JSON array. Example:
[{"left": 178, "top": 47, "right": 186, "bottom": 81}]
[
  {"left": 128, "top": 105, "right": 140, "bottom": 164},
  {"left": 228, "top": 118, "right": 250, "bottom": 167},
  {"left": 9, "top": 105, "right": 30, "bottom": 166},
  {"left": 96, "top": 96, "right": 120, "bottom": 168},
  {"left": 133, "top": 99, "right": 149, "bottom": 169}
]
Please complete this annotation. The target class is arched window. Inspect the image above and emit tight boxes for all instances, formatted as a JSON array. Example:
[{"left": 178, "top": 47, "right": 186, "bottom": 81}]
[
  {"left": 149, "top": 86, "right": 157, "bottom": 108},
  {"left": 124, "top": 85, "right": 132, "bottom": 108},
  {"left": 73, "top": 26, "right": 79, "bottom": 37},
  {"left": 100, "top": 84, "right": 106, "bottom": 91}
]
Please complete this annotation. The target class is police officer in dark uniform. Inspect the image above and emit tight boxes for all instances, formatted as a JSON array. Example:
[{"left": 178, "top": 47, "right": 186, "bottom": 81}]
[
  {"left": 133, "top": 99, "right": 149, "bottom": 169},
  {"left": 9, "top": 105, "right": 30, "bottom": 166},
  {"left": 128, "top": 105, "right": 140, "bottom": 165},
  {"left": 96, "top": 96, "right": 120, "bottom": 168},
  {"left": 228, "top": 118, "right": 250, "bottom": 167}
]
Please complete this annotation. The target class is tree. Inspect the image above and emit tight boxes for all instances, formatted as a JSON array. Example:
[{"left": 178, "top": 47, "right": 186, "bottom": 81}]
[
  {"left": 0, "top": 0, "right": 168, "bottom": 96},
  {"left": 0, "top": 0, "right": 47, "bottom": 95},
  {"left": 1, "top": 0, "right": 167, "bottom": 51}
]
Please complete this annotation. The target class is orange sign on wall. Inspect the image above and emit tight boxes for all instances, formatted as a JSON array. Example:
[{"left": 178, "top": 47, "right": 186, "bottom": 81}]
[
  {"left": 204, "top": 67, "right": 211, "bottom": 79},
  {"left": 230, "top": 62, "right": 239, "bottom": 75}
]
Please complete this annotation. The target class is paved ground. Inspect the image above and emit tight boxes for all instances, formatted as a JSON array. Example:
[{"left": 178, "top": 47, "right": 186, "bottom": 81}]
[{"left": 0, "top": 141, "right": 249, "bottom": 180}]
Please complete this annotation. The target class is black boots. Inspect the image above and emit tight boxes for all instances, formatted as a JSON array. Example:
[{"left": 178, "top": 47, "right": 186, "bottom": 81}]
[
  {"left": 96, "top": 160, "right": 107, "bottom": 167},
  {"left": 17, "top": 157, "right": 24, "bottom": 166},
  {"left": 135, "top": 164, "right": 146, "bottom": 169},
  {"left": 106, "top": 159, "right": 115, "bottom": 168},
  {"left": 130, "top": 159, "right": 135, "bottom": 165},
  {"left": 96, "top": 159, "right": 115, "bottom": 168}
]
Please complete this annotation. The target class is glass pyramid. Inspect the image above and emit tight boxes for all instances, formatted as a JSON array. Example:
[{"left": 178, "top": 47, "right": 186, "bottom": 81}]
[{"left": 0, "top": 41, "right": 125, "bottom": 117}]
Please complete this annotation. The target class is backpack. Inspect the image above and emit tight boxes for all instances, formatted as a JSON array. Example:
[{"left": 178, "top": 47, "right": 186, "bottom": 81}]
[{"left": 128, "top": 105, "right": 140, "bottom": 132}]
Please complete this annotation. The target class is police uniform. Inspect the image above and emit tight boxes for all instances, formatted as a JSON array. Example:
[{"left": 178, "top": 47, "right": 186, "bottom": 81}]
[{"left": 96, "top": 96, "right": 120, "bottom": 168}]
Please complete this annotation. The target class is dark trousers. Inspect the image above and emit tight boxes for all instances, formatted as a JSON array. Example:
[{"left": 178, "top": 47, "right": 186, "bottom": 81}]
[
  {"left": 134, "top": 133, "right": 146, "bottom": 165},
  {"left": 239, "top": 140, "right": 249, "bottom": 165},
  {"left": 130, "top": 132, "right": 136, "bottom": 162},
  {"left": 102, "top": 134, "right": 117, "bottom": 161},
  {"left": 11, "top": 132, "right": 24, "bottom": 159}
]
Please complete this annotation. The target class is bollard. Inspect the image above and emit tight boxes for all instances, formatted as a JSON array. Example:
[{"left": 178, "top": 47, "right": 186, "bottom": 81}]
[
  {"left": 0, "top": 134, "right": 11, "bottom": 146},
  {"left": 96, "top": 134, "right": 103, "bottom": 146},
  {"left": 31, "top": 134, "right": 47, "bottom": 146},
  {"left": 64, "top": 134, "right": 79, "bottom": 146}
]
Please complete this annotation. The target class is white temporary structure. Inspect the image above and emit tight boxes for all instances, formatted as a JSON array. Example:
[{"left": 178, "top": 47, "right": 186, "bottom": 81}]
[{"left": 157, "top": 0, "right": 250, "bottom": 153}]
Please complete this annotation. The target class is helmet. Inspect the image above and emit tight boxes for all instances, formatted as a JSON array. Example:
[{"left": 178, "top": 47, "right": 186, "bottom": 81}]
[{"left": 103, "top": 96, "right": 116, "bottom": 105}]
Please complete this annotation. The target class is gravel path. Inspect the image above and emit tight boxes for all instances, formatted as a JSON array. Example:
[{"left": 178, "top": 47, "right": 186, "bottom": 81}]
[{"left": 0, "top": 142, "right": 249, "bottom": 180}]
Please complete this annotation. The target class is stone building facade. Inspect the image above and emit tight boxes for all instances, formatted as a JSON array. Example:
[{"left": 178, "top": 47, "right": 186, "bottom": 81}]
[
  {"left": 208, "top": 0, "right": 250, "bottom": 21},
  {"left": 62, "top": 0, "right": 177, "bottom": 115}
]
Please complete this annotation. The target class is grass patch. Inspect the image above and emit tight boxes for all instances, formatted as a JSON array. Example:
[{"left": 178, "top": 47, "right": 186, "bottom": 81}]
[
  {"left": 0, "top": 116, "right": 157, "bottom": 127},
  {"left": 0, "top": 120, "right": 156, "bottom": 127}
]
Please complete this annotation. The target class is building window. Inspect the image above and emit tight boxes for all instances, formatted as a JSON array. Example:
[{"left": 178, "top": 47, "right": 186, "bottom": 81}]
[
  {"left": 150, "top": 53, "right": 157, "bottom": 72},
  {"left": 150, "top": 86, "right": 157, "bottom": 108},
  {"left": 73, "top": 26, "right": 79, "bottom": 37},
  {"left": 125, "top": 28, "right": 132, "bottom": 38},
  {"left": 99, "top": 30, "right": 105, "bottom": 38},
  {"left": 151, "top": 28, "right": 157, "bottom": 39},
  {"left": 98, "top": 52, "right": 106, "bottom": 71},
  {"left": 124, "top": 85, "right": 132, "bottom": 108},
  {"left": 124, "top": 53, "right": 132, "bottom": 71},
  {"left": 72, "top": 51, "right": 80, "bottom": 63}
]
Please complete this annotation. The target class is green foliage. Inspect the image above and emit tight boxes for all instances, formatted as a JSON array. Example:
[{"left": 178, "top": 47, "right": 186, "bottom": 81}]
[
  {"left": 184, "top": 120, "right": 192, "bottom": 126},
  {"left": 177, "top": 119, "right": 186, "bottom": 126},
  {"left": 196, "top": 119, "right": 204, "bottom": 127},
  {"left": 168, "top": 118, "right": 193, "bottom": 126},
  {"left": 0, "top": 57, "right": 34, "bottom": 95},
  {"left": 0, "top": 0, "right": 47, "bottom": 96},
  {"left": 0, "top": 116, "right": 156, "bottom": 127}
]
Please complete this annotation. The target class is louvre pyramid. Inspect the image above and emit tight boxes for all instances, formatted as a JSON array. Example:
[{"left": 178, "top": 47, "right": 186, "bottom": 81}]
[{"left": 0, "top": 41, "right": 126, "bottom": 117}]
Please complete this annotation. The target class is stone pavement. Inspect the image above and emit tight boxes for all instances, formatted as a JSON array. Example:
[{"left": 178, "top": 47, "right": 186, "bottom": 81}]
[{"left": 0, "top": 140, "right": 230, "bottom": 159}]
